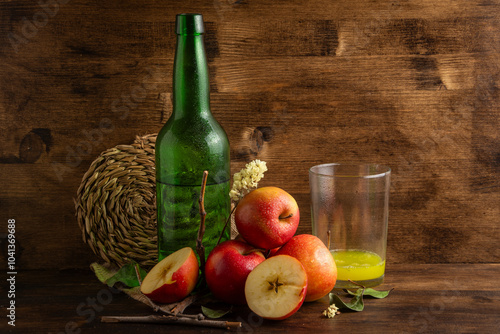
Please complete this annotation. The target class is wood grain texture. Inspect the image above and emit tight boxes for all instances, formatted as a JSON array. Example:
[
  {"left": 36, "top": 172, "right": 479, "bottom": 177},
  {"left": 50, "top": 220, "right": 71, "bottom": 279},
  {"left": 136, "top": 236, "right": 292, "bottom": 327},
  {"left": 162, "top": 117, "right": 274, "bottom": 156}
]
[
  {"left": 6, "top": 264, "right": 500, "bottom": 333},
  {"left": 0, "top": 0, "right": 498, "bottom": 270}
]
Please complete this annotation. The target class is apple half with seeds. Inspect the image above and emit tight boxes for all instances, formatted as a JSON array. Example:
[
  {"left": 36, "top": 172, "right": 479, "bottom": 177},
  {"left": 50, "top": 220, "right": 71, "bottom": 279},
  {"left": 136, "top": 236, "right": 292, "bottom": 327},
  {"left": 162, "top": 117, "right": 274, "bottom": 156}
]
[
  {"left": 244, "top": 255, "right": 308, "bottom": 320},
  {"left": 140, "top": 247, "right": 199, "bottom": 304}
]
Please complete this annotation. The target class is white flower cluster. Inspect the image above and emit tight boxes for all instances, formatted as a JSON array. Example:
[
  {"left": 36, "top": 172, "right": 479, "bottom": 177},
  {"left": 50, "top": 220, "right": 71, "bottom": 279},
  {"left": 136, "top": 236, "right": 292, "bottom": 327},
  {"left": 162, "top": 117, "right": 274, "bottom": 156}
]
[
  {"left": 229, "top": 159, "right": 268, "bottom": 202},
  {"left": 322, "top": 304, "right": 340, "bottom": 319}
]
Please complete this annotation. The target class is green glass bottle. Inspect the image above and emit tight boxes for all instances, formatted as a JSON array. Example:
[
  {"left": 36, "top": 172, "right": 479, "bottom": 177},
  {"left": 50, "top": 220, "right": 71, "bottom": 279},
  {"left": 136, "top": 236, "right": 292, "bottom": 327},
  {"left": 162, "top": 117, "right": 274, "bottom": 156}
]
[{"left": 155, "top": 13, "right": 231, "bottom": 261}]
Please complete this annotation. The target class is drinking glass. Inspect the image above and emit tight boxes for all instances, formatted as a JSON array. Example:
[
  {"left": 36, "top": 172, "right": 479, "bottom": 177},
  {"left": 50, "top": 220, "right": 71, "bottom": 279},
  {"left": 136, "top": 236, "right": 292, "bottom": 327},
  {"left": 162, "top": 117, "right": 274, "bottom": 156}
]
[{"left": 310, "top": 163, "right": 391, "bottom": 289}]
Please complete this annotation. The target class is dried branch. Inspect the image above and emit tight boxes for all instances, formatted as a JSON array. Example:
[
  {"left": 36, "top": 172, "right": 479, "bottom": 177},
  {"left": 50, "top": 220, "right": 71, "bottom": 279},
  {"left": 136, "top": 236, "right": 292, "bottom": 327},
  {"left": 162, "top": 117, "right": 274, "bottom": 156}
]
[
  {"left": 135, "top": 288, "right": 194, "bottom": 316},
  {"left": 169, "top": 294, "right": 198, "bottom": 315},
  {"left": 101, "top": 315, "right": 241, "bottom": 330},
  {"left": 196, "top": 171, "right": 209, "bottom": 281}
]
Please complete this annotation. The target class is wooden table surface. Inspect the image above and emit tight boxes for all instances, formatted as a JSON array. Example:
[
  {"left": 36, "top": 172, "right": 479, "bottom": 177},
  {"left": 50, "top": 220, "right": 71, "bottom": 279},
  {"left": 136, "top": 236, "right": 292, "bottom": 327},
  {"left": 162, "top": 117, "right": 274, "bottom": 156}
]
[
  {"left": 7, "top": 263, "right": 499, "bottom": 333},
  {"left": 1, "top": 1, "right": 498, "bottom": 333}
]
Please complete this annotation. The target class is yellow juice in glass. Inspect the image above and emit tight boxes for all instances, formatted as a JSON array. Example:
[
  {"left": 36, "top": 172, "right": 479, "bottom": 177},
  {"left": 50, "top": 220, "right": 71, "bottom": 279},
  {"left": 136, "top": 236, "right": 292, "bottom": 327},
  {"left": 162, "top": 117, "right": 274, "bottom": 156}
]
[{"left": 331, "top": 250, "right": 385, "bottom": 288}]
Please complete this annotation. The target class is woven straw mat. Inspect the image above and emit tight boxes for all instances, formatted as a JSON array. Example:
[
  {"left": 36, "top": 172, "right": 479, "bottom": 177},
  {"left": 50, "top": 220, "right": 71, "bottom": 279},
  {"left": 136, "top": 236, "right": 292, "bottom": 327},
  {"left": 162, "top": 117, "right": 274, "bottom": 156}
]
[{"left": 75, "top": 134, "right": 158, "bottom": 269}]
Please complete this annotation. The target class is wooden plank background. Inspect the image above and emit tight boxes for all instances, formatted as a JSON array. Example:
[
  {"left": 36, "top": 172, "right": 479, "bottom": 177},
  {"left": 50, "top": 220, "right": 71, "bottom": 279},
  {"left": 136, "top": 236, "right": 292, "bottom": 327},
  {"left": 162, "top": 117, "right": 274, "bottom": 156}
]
[{"left": 0, "top": 0, "right": 498, "bottom": 270}]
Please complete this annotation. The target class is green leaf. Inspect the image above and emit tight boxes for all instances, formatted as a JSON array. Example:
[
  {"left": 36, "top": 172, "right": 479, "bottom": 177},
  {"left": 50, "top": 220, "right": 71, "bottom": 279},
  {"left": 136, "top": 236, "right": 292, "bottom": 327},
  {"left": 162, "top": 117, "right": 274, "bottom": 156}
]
[
  {"left": 363, "top": 287, "right": 393, "bottom": 299},
  {"left": 105, "top": 262, "right": 147, "bottom": 288},
  {"left": 329, "top": 292, "right": 364, "bottom": 312},
  {"left": 331, "top": 285, "right": 393, "bottom": 313},
  {"left": 344, "top": 288, "right": 363, "bottom": 296},
  {"left": 344, "top": 287, "right": 393, "bottom": 299},
  {"left": 201, "top": 305, "right": 232, "bottom": 319}
]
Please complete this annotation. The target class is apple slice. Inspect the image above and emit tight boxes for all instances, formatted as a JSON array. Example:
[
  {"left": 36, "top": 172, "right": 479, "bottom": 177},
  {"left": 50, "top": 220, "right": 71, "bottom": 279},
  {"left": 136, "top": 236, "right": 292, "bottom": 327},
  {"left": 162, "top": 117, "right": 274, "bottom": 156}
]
[
  {"left": 244, "top": 255, "right": 307, "bottom": 320},
  {"left": 140, "top": 247, "right": 199, "bottom": 304}
]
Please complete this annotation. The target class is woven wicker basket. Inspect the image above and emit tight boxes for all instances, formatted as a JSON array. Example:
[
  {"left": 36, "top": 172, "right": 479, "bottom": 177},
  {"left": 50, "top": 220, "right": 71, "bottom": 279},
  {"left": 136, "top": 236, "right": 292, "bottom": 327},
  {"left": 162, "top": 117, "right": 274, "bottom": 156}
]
[{"left": 75, "top": 134, "right": 158, "bottom": 269}]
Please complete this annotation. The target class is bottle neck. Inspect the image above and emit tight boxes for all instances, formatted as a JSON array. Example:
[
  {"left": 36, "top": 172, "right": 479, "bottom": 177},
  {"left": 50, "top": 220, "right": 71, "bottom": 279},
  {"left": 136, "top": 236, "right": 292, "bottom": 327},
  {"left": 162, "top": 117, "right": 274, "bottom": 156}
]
[{"left": 172, "top": 33, "right": 210, "bottom": 119}]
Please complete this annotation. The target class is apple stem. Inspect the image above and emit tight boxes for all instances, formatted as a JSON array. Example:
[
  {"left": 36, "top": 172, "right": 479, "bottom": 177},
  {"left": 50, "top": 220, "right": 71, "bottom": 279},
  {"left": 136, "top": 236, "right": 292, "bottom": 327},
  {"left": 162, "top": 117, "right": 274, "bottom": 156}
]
[
  {"left": 279, "top": 213, "right": 294, "bottom": 220},
  {"left": 196, "top": 171, "right": 209, "bottom": 282},
  {"left": 348, "top": 280, "right": 366, "bottom": 289}
]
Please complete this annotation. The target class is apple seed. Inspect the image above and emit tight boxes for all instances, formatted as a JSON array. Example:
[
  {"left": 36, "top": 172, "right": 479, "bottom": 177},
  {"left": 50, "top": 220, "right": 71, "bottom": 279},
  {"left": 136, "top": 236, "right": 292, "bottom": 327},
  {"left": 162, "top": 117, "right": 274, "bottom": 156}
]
[{"left": 268, "top": 277, "right": 284, "bottom": 293}]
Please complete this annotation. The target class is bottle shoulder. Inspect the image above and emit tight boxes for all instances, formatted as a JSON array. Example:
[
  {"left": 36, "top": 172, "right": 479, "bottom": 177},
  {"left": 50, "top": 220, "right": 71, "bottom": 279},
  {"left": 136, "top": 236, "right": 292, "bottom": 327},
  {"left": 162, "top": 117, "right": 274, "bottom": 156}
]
[
  {"left": 157, "top": 114, "right": 228, "bottom": 143},
  {"left": 155, "top": 115, "right": 230, "bottom": 185}
]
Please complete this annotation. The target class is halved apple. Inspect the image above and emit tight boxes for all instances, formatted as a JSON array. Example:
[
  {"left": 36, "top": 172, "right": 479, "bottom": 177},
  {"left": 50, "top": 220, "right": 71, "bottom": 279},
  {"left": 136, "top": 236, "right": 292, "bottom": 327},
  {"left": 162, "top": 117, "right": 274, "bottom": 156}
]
[
  {"left": 244, "top": 255, "right": 307, "bottom": 320},
  {"left": 140, "top": 247, "right": 199, "bottom": 304}
]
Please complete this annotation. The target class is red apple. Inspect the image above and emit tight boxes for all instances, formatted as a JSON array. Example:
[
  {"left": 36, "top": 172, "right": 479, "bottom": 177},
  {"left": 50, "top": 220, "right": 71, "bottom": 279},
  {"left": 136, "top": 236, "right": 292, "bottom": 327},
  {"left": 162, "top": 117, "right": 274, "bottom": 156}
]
[
  {"left": 245, "top": 255, "right": 308, "bottom": 320},
  {"left": 234, "top": 234, "right": 246, "bottom": 242},
  {"left": 235, "top": 186, "right": 300, "bottom": 250},
  {"left": 276, "top": 234, "right": 337, "bottom": 302},
  {"left": 205, "top": 240, "right": 266, "bottom": 305},
  {"left": 267, "top": 247, "right": 281, "bottom": 258},
  {"left": 140, "top": 247, "right": 199, "bottom": 304}
]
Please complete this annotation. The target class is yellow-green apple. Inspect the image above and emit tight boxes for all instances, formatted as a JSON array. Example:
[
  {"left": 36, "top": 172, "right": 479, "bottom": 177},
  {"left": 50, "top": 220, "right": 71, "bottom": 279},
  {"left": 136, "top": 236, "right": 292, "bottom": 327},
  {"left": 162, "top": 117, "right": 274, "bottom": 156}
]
[
  {"left": 140, "top": 247, "right": 199, "bottom": 304},
  {"left": 276, "top": 234, "right": 337, "bottom": 302},
  {"left": 235, "top": 186, "right": 300, "bottom": 249},
  {"left": 244, "top": 255, "right": 308, "bottom": 320},
  {"left": 205, "top": 240, "right": 265, "bottom": 305}
]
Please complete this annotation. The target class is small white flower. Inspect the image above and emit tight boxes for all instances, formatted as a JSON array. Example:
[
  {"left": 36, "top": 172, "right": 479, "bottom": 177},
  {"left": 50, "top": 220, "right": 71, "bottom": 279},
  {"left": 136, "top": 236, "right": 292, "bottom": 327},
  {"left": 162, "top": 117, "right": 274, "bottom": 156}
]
[
  {"left": 229, "top": 160, "right": 268, "bottom": 202},
  {"left": 323, "top": 304, "right": 339, "bottom": 319},
  {"left": 229, "top": 189, "right": 240, "bottom": 201}
]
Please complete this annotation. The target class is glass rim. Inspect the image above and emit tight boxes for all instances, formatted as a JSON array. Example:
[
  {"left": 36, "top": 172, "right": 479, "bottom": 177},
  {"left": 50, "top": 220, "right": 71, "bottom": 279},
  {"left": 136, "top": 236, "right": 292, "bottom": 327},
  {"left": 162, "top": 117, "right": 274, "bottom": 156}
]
[{"left": 309, "top": 163, "right": 391, "bottom": 179}]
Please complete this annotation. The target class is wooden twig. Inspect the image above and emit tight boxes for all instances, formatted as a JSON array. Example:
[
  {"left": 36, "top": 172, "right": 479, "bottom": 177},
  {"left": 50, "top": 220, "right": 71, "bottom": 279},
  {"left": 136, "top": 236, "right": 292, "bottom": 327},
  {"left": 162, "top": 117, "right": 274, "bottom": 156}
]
[
  {"left": 196, "top": 171, "right": 209, "bottom": 280},
  {"left": 169, "top": 294, "right": 198, "bottom": 315},
  {"left": 136, "top": 291, "right": 202, "bottom": 318},
  {"left": 101, "top": 315, "right": 241, "bottom": 330}
]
